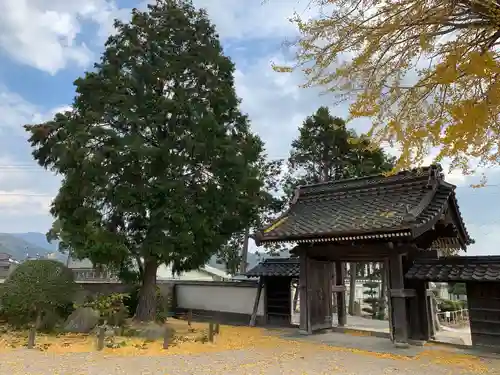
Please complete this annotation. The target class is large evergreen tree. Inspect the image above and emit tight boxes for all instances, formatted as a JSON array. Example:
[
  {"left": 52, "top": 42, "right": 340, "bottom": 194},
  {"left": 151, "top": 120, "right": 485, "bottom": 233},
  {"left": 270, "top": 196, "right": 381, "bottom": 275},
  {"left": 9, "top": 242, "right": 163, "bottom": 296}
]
[
  {"left": 25, "top": 0, "right": 270, "bottom": 321},
  {"left": 284, "top": 106, "right": 395, "bottom": 315}
]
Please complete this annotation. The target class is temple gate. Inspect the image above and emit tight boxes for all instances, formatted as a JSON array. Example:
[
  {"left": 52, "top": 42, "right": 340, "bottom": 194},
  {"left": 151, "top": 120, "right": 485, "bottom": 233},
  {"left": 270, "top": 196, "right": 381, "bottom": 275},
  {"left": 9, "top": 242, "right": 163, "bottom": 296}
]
[{"left": 253, "top": 165, "right": 473, "bottom": 347}]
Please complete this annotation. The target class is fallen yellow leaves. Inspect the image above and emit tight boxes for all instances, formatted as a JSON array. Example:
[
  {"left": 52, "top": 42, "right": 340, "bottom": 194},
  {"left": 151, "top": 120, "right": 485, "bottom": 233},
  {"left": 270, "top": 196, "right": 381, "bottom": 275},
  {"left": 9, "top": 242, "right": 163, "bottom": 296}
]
[
  {"left": 0, "top": 332, "right": 94, "bottom": 353},
  {"left": 343, "top": 329, "right": 374, "bottom": 337},
  {"left": 416, "top": 350, "right": 491, "bottom": 374},
  {"left": 0, "top": 320, "right": 493, "bottom": 373},
  {"left": 0, "top": 320, "right": 283, "bottom": 356}
]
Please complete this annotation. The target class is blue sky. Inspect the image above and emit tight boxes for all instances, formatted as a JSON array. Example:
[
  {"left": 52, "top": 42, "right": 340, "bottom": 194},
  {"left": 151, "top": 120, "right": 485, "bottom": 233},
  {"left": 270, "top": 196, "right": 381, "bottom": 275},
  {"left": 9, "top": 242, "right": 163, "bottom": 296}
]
[{"left": 0, "top": 0, "right": 498, "bottom": 255}]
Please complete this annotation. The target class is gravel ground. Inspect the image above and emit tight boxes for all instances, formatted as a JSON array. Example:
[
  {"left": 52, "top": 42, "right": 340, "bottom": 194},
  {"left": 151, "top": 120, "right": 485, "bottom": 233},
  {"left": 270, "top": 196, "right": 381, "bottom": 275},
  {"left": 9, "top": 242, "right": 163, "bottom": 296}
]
[{"left": 1, "top": 345, "right": 499, "bottom": 375}]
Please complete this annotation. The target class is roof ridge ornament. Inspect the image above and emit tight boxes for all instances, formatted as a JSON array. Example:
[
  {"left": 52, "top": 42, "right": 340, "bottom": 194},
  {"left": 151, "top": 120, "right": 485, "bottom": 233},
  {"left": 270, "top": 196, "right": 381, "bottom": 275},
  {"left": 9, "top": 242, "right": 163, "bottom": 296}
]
[
  {"left": 402, "top": 204, "right": 417, "bottom": 223},
  {"left": 291, "top": 186, "right": 301, "bottom": 204},
  {"left": 427, "top": 163, "right": 443, "bottom": 188}
]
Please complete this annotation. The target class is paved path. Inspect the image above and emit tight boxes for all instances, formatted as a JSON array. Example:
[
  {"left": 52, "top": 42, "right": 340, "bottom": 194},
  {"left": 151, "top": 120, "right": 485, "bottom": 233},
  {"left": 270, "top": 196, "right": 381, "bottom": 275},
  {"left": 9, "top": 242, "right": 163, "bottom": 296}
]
[
  {"left": 294, "top": 312, "right": 472, "bottom": 345},
  {"left": 0, "top": 331, "right": 498, "bottom": 374},
  {"left": 0, "top": 346, "right": 498, "bottom": 375}
]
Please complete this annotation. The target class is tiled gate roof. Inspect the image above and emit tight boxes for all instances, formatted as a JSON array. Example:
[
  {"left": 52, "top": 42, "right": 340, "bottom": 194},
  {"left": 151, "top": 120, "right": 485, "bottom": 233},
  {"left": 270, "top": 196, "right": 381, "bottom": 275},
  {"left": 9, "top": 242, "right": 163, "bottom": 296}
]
[
  {"left": 253, "top": 165, "right": 472, "bottom": 250},
  {"left": 405, "top": 256, "right": 500, "bottom": 282},
  {"left": 245, "top": 258, "right": 299, "bottom": 277}
]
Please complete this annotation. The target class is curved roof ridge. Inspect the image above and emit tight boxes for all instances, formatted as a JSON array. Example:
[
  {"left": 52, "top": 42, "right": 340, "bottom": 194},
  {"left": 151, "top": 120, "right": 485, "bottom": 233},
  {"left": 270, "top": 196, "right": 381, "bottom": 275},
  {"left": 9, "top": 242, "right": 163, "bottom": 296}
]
[{"left": 297, "top": 164, "right": 443, "bottom": 198}]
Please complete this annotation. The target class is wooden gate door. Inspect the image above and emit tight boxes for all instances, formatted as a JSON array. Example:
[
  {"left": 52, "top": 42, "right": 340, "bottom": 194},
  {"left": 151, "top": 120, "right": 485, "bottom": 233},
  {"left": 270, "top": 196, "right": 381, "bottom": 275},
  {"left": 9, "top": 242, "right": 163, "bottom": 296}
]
[
  {"left": 307, "top": 258, "right": 333, "bottom": 332},
  {"left": 467, "top": 281, "right": 500, "bottom": 348}
]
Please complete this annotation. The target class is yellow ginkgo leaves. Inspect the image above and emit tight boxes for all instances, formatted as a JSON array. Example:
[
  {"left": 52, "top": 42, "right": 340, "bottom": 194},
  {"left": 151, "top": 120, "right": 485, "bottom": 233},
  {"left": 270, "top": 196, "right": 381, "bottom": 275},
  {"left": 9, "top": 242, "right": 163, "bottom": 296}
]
[{"left": 276, "top": 0, "right": 500, "bottom": 175}]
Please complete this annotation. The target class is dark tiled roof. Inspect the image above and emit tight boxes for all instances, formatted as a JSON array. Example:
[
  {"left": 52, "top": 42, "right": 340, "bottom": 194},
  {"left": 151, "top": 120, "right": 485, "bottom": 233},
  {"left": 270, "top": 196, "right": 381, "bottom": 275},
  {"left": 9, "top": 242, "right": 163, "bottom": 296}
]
[
  {"left": 253, "top": 165, "right": 472, "bottom": 248},
  {"left": 0, "top": 252, "right": 12, "bottom": 261},
  {"left": 405, "top": 256, "right": 500, "bottom": 282},
  {"left": 245, "top": 258, "right": 299, "bottom": 277}
]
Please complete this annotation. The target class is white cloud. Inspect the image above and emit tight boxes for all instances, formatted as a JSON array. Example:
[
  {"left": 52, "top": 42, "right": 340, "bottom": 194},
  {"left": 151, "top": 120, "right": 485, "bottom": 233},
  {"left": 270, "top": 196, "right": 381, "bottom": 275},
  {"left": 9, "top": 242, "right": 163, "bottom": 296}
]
[
  {"left": 0, "top": 0, "right": 130, "bottom": 74},
  {"left": 384, "top": 147, "right": 470, "bottom": 186},
  {"left": 0, "top": 163, "right": 58, "bottom": 230},
  {"left": 0, "top": 188, "right": 54, "bottom": 232},
  {"left": 0, "top": 190, "right": 52, "bottom": 216},
  {"left": 0, "top": 0, "right": 312, "bottom": 75},
  {"left": 129, "top": 0, "right": 315, "bottom": 43},
  {"left": 420, "top": 149, "right": 496, "bottom": 187},
  {"left": 0, "top": 156, "right": 32, "bottom": 184},
  {"left": 234, "top": 52, "right": 348, "bottom": 159},
  {"left": 232, "top": 49, "right": 496, "bottom": 194},
  {"left": 0, "top": 88, "right": 44, "bottom": 134},
  {"left": 0, "top": 88, "right": 60, "bottom": 227},
  {"left": 0, "top": 86, "right": 69, "bottom": 136},
  {"left": 192, "top": 0, "right": 313, "bottom": 41},
  {"left": 465, "top": 223, "right": 500, "bottom": 255}
]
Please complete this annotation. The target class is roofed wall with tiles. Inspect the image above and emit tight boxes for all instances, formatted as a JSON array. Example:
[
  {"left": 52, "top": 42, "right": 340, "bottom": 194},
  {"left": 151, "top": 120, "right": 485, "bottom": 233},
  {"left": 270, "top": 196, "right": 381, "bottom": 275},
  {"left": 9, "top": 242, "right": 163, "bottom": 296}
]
[{"left": 406, "top": 256, "right": 500, "bottom": 282}]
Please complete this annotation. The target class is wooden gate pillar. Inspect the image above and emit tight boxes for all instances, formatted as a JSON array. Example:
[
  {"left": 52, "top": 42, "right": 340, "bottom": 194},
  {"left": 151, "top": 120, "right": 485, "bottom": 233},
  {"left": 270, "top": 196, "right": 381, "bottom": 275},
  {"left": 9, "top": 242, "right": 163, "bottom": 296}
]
[
  {"left": 404, "top": 252, "right": 433, "bottom": 343},
  {"left": 388, "top": 252, "right": 409, "bottom": 346},
  {"left": 299, "top": 252, "right": 309, "bottom": 334},
  {"left": 405, "top": 279, "right": 431, "bottom": 342},
  {"left": 416, "top": 281, "right": 431, "bottom": 341},
  {"left": 335, "top": 261, "right": 347, "bottom": 327}
]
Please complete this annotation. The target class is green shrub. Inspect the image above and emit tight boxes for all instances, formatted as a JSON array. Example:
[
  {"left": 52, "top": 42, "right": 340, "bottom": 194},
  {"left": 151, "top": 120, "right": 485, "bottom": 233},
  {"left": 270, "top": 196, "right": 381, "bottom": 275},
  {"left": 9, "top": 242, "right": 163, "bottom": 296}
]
[
  {"left": 439, "top": 299, "right": 464, "bottom": 312},
  {"left": 0, "top": 259, "right": 78, "bottom": 328},
  {"left": 77, "top": 293, "right": 129, "bottom": 326},
  {"left": 448, "top": 282, "right": 467, "bottom": 296}
]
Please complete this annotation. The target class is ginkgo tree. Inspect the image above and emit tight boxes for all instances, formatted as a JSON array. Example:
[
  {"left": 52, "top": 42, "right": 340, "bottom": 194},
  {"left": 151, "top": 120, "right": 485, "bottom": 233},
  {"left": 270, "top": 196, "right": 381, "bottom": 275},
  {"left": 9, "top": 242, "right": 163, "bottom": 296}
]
[{"left": 276, "top": 0, "right": 500, "bottom": 174}]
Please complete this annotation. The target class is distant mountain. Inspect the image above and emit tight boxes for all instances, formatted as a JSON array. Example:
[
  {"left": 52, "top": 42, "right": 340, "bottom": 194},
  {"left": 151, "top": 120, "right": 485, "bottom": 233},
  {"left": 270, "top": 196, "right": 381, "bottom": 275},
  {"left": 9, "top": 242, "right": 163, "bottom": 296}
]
[
  {"left": 9, "top": 232, "right": 59, "bottom": 252},
  {"left": 4, "top": 232, "right": 291, "bottom": 270},
  {"left": 0, "top": 233, "right": 59, "bottom": 261}
]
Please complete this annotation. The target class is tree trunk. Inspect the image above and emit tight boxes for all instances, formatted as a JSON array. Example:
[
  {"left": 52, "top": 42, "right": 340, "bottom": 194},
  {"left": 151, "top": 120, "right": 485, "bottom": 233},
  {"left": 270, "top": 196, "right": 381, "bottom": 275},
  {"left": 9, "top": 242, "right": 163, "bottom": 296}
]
[
  {"left": 34, "top": 309, "right": 43, "bottom": 330},
  {"left": 239, "top": 227, "right": 250, "bottom": 274},
  {"left": 134, "top": 259, "right": 158, "bottom": 322},
  {"left": 348, "top": 262, "right": 357, "bottom": 315}
]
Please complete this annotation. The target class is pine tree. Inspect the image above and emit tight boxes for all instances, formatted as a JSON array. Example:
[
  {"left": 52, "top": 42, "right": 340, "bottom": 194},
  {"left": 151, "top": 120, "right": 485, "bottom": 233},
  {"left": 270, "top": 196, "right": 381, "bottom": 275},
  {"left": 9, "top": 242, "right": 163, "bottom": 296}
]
[{"left": 362, "top": 281, "right": 380, "bottom": 319}]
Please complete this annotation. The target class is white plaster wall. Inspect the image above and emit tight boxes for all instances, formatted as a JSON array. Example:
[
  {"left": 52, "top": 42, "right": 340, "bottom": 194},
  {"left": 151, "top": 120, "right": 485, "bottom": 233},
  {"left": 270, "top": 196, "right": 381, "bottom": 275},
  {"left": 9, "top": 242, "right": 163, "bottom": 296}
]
[
  {"left": 176, "top": 283, "right": 265, "bottom": 316},
  {"left": 176, "top": 270, "right": 214, "bottom": 281},
  {"left": 157, "top": 264, "right": 214, "bottom": 281}
]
